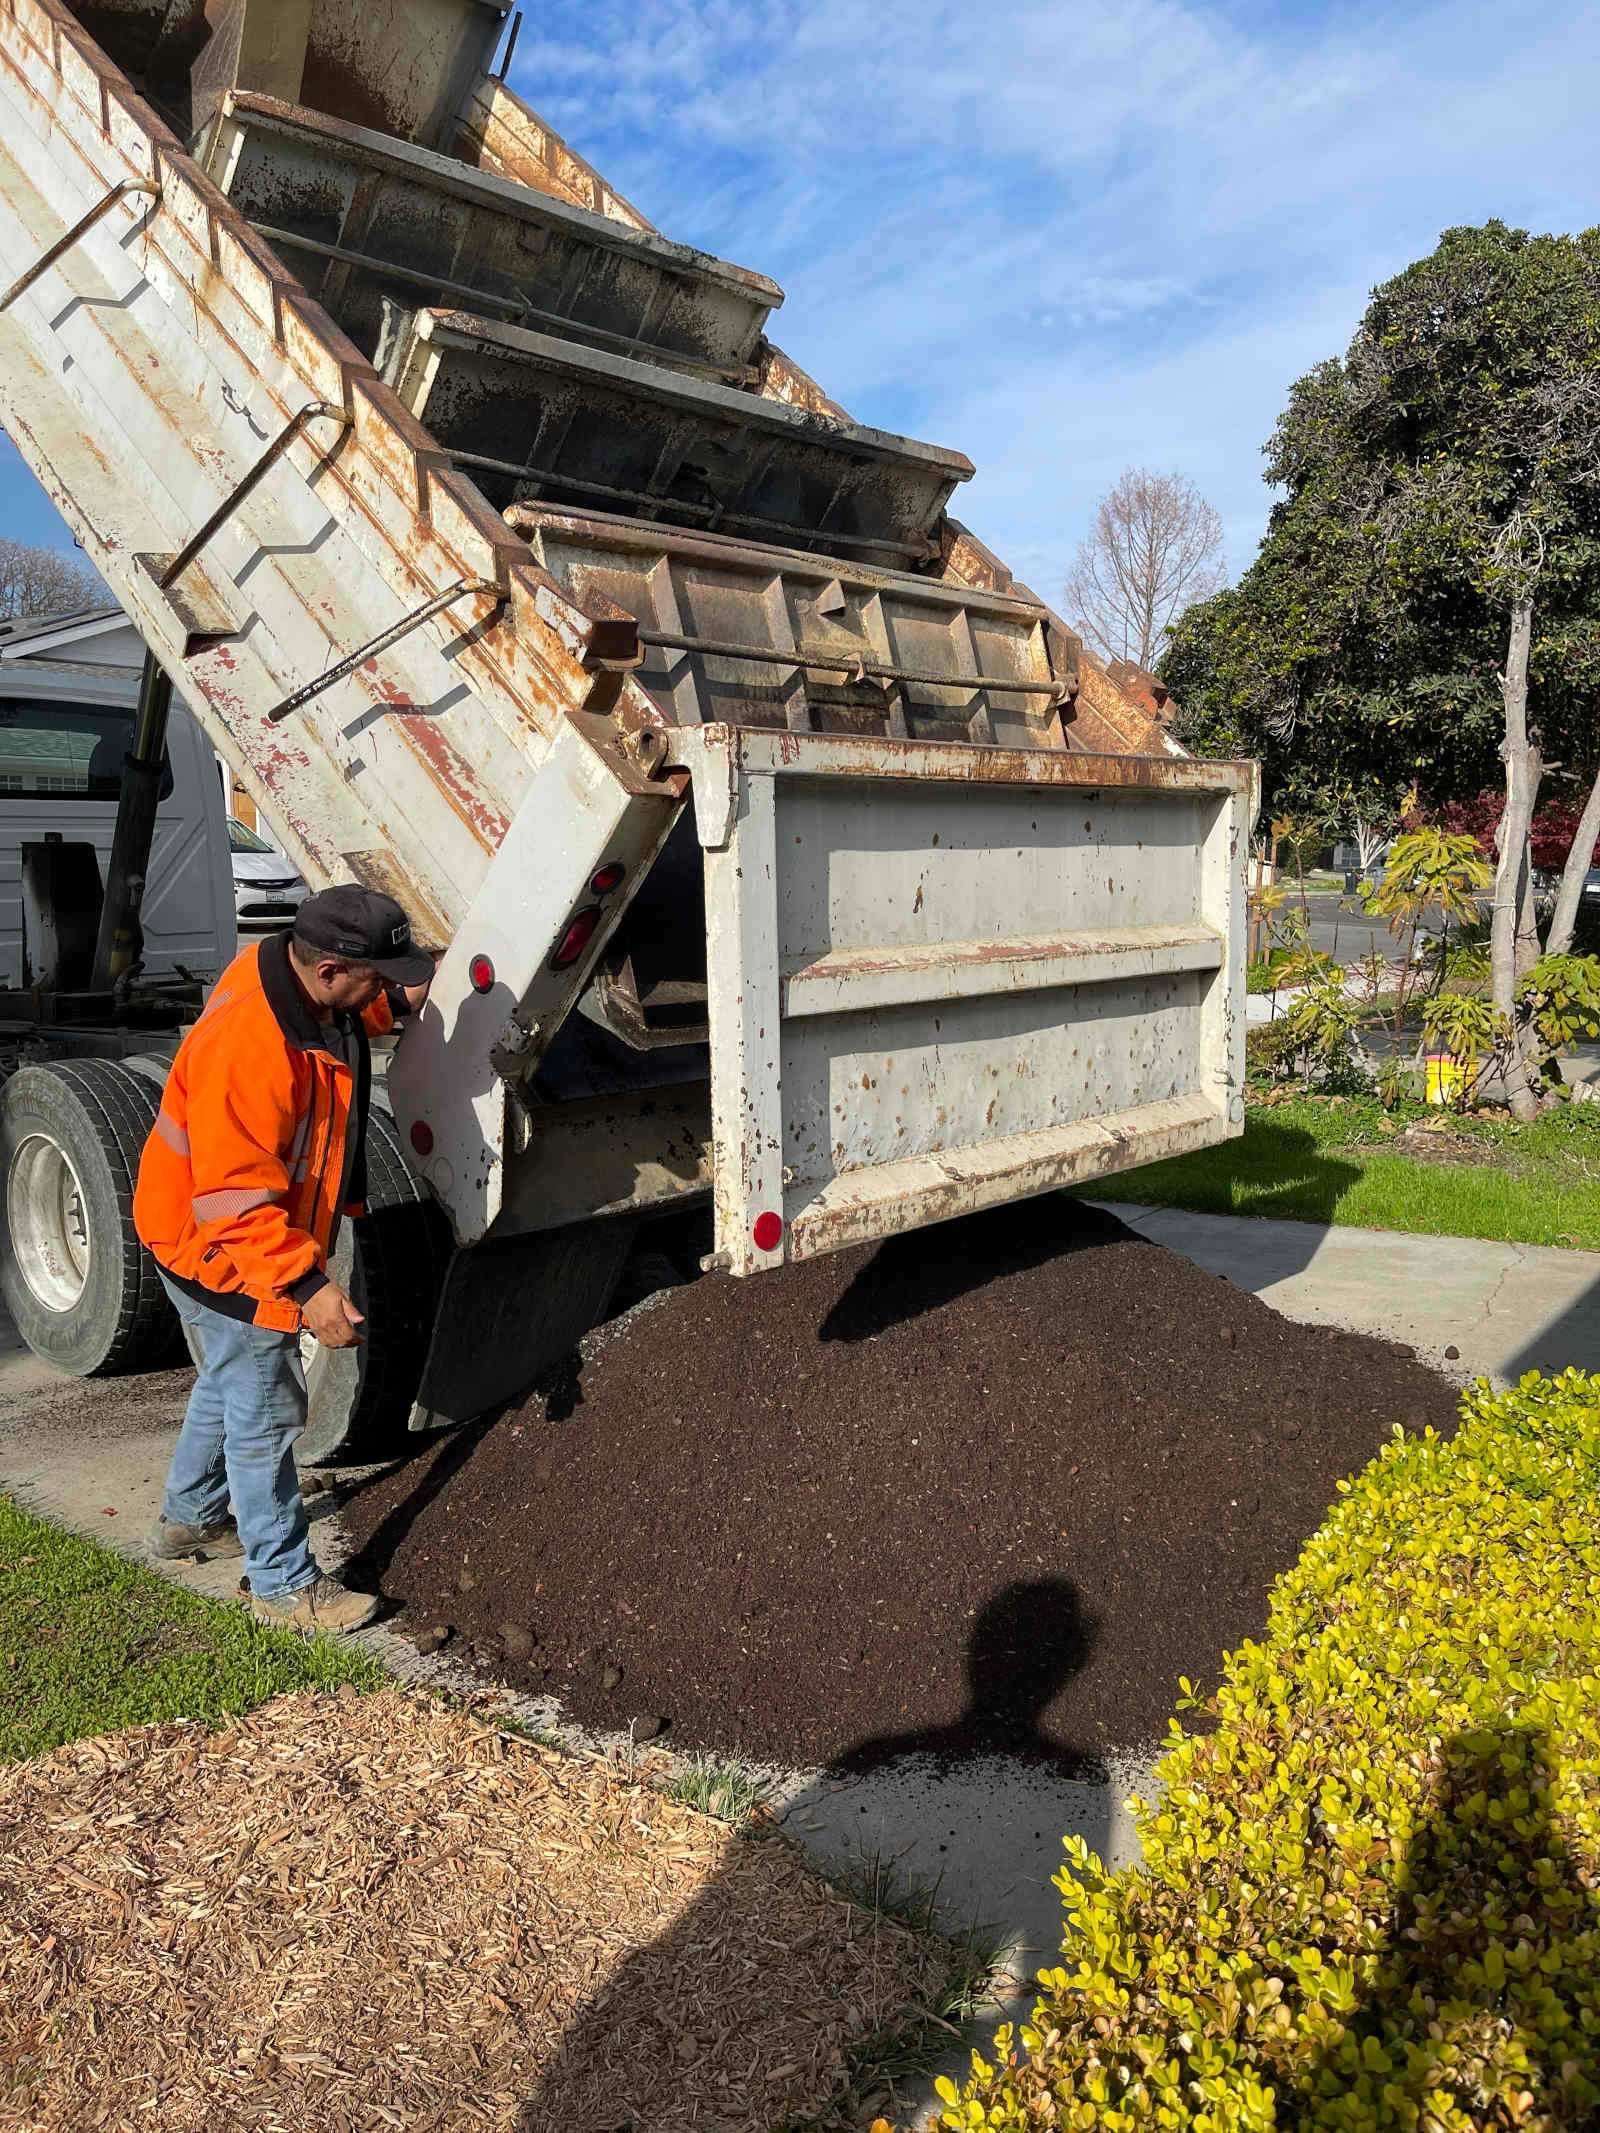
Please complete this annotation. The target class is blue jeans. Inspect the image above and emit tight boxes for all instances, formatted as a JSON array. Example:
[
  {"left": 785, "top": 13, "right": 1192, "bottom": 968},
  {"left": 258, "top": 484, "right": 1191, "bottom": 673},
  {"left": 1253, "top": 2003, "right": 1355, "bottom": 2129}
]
[{"left": 157, "top": 1270, "right": 316, "bottom": 1602}]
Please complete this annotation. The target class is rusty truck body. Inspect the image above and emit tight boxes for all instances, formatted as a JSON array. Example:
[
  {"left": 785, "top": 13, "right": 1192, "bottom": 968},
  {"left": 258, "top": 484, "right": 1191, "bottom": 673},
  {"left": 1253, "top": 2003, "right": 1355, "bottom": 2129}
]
[{"left": 0, "top": 0, "right": 1255, "bottom": 1455}]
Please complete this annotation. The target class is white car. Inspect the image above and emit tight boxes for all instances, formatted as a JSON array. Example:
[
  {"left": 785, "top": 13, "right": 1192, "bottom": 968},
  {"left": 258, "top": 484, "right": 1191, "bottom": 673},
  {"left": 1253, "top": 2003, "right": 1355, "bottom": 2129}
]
[{"left": 227, "top": 816, "right": 308, "bottom": 928}]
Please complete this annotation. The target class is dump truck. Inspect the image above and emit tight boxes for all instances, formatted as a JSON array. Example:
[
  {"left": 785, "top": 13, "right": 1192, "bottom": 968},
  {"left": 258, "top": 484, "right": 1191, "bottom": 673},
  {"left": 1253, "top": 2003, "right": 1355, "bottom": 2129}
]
[{"left": 0, "top": 0, "right": 1256, "bottom": 1460}]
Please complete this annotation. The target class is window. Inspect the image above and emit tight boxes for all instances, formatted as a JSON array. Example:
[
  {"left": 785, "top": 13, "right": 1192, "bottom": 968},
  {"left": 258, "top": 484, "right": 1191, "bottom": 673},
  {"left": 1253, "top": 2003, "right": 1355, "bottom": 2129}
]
[
  {"left": 0, "top": 697, "right": 172, "bottom": 801},
  {"left": 226, "top": 816, "right": 275, "bottom": 854}
]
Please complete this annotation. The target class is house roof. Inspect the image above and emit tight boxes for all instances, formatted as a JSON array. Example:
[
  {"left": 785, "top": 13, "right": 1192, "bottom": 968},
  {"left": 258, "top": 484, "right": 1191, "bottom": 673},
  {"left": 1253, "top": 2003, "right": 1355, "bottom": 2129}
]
[{"left": 0, "top": 606, "right": 132, "bottom": 660}]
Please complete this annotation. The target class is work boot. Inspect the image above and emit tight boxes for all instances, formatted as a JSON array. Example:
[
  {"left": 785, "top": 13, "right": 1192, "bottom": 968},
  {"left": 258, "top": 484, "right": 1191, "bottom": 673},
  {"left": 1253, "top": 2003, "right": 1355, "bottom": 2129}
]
[
  {"left": 247, "top": 1573, "right": 380, "bottom": 1636},
  {"left": 149, "top": 1514, "right": 245, "bottom": 1563}
]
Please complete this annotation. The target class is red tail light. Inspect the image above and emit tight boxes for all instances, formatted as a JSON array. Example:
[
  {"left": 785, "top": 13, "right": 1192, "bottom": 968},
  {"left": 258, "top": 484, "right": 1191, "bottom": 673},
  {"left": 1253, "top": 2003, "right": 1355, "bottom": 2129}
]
[
  {"left": 550, "top": 906, "right": 602, "bottom": 969},
  {"left": 590, "top": 861, "right": 626, "bottom": 895},
  {"left": 468, "top": 953, "right": 495, "bottom": 992},
  {"left": 752, "top": 1211, "right": 783, "bottom": 1252},
  {"left": 410, "top": 1121, "right": 434, "bottom": 1157}
]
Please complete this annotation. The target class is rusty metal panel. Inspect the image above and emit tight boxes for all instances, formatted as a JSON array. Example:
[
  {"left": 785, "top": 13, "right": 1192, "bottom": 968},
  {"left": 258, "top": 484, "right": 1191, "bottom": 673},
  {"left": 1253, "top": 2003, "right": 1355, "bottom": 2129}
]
[
  {"left": 391, "top": 311, "right": 973, "bottom": 566},
  {"left": 681, "top": 725, "right": 1252, "bottom": 1275},
  {"left": 298, "top": 0, "right": 505, "bottom": 147},
  {"left": 450, "top": 72, "right": 851, "bottom": 420},
  {"left": 510, "top": 505, "right": 1073, "bottom": 748},
  {"left": 66, "top": 0, "right": 506, "bottom": 145},
  {"left": 201, "top": 92, "right": 782, "bottom": 375},
  {"left": 452, "top": 73, "right": 654, "bottom": 232},
  {"left": 386, "top": 717, "right": 682, "bottom": 1244},
  {"left": 0, "top": 0, "right": 670, "bottom": 959}
]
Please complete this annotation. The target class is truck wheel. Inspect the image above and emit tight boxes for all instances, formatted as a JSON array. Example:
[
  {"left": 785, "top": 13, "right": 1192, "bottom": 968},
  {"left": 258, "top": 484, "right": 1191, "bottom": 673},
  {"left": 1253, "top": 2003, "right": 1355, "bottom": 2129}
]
[
  {"left": 297, "top": 1104, "right": 451, "bottom": 1465},
  {"left": 0, "top": 1060, "right": 180, "bottom": 1375}
]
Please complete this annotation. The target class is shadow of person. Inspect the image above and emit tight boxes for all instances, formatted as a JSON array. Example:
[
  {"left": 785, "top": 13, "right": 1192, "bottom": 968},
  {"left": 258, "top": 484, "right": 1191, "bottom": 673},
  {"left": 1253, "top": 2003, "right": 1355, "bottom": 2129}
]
[
  {"left": 829, "top": 1577, "right": 1100, "bottom": 1778},
  {"left": 1291, "top": 1722, "right": 1600, "bottom": 2122},
  {"left": 506, "top": 1585, "right": 1100, "bottom": 2130}
]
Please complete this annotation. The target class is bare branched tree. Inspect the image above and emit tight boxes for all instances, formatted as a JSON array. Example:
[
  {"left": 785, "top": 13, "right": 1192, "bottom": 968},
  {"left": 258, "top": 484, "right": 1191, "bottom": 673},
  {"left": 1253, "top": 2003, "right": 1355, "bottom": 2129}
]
[
  {"left": 0, "top": 537, "right": 103, "bottom": 622},
  {"left": 1063, "top": 468, "right": 1226, "bottom": 668}
]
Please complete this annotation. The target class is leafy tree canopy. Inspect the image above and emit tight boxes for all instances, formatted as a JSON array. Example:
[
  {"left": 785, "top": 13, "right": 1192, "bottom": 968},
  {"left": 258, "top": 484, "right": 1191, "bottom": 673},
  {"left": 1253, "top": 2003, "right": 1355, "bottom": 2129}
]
[{"left": 1163, "top": 220, "right": 1600, "bottom": 822}]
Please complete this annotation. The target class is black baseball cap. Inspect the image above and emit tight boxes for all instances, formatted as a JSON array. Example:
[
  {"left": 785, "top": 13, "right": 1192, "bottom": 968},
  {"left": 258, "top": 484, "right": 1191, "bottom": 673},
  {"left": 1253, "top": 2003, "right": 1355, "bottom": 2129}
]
[{"left": 291, "top": 886, "right": 434, "bottom": 985}]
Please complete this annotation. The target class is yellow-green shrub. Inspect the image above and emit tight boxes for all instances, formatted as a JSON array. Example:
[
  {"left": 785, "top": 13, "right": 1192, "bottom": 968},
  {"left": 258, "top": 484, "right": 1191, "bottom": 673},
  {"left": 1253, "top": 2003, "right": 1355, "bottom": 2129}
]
[{"left": 932, "top": 1369, "right": 1600, "bottom": 2131}]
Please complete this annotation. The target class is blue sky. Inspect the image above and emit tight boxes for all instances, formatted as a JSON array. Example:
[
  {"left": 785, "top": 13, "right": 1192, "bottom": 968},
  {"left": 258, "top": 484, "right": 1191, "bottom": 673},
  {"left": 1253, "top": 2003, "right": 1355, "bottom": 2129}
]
[{"left": 6, "top": 0, "right": 1598, "bottom": 607}]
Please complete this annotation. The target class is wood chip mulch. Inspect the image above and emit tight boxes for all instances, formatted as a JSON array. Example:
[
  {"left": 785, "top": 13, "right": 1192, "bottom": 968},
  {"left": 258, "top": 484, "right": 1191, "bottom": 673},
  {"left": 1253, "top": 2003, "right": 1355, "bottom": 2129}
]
[{"left": 0, "top": 1689, "right": 945, "bottom": 2132}]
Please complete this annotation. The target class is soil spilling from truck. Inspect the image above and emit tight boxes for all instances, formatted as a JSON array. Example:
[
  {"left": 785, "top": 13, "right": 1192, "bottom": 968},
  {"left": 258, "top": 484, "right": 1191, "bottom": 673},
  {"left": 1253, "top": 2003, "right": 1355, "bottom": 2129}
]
[{"left": 340, "top": 1202, "right": 1461, "bottom": 1769}]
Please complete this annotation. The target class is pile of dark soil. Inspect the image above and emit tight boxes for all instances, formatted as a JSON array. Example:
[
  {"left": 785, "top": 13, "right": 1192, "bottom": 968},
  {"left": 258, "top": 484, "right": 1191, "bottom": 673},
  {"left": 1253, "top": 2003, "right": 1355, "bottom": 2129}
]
[{"left": 341, "top": 1202, "right": 1460, "bottom": 1770}]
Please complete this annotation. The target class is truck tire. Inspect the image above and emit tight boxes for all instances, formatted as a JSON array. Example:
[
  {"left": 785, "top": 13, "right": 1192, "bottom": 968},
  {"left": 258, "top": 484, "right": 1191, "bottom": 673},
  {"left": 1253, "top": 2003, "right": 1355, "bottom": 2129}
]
[
  {"left": 0, "top": 1059, "right": 180, "bottom": 1375},
  {"left": 297, "top": 1104, "right": 452, "bottom": 1465}
]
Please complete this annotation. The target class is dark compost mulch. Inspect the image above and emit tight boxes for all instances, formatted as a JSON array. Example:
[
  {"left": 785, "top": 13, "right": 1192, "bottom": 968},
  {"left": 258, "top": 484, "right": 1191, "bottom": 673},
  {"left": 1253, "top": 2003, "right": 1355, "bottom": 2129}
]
[{"left": 339, "top": 1201, "right": 1460, "bottom": 1771}]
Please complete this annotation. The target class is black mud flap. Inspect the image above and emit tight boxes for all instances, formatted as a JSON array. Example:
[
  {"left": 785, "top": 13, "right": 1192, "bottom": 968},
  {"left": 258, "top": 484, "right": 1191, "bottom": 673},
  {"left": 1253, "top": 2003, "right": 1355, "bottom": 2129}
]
[{"left": 406, "top": 1220, "right": 637, "bottom": 1432}]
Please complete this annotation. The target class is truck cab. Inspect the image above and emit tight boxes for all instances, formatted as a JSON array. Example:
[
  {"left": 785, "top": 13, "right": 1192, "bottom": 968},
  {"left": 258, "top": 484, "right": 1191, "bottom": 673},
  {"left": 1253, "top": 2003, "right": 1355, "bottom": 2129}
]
[{"left": 0, "top": 606, "right": 234, "bottom": 988}]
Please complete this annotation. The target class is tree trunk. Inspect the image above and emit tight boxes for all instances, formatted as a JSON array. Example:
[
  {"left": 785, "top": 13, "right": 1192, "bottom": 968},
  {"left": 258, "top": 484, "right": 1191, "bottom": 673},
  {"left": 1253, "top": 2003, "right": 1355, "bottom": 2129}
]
[
  {"left": 1491, "top": 596, "right": 1542, "bottom": 1121},
  {"left": 1515, "top": 862, "right": 1543, "bottom": 979},
  {"left": 1544, "top": 756, "right": 1600, "bottom": 958}
]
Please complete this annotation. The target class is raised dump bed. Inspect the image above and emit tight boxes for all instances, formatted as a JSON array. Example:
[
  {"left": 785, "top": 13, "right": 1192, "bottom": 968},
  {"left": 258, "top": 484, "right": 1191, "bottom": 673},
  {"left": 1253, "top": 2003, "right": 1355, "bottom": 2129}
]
[
  {"left": 388, "top": 310, "right": 973, "bottom": 562},
  {"left": 507, "top": 503, "right": 1079, "bottom": 749},
  {"left": 70, "top": 0, "right": 509, "bottom": 144},
  {"left": 200, "top": 92, "right": 783, "bottom": 379}
]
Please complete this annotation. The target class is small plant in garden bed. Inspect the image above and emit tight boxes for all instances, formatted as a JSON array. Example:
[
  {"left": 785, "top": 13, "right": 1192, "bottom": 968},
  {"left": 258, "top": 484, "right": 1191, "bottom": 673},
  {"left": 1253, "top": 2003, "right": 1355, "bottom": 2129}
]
[
  {"left": 1420, "top": 989, "right": 1507, "bottom": 1108},
  {"left": 1518, "top": 953, "right": 1600, "bottom": 1086},
  {"left": 930, "top": 1369, "right": 1600, "bottom": 2131},
  {"left": 1247, "top": 950, "right": 1297, "bottom": 995}
]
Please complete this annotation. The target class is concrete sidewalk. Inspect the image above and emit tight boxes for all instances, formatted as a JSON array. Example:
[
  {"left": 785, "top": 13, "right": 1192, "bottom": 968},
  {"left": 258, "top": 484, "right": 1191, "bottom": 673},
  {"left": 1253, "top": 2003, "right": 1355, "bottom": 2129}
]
[{"left": 1094, "top": 1203, "right": 1600, "bottom": 1385}]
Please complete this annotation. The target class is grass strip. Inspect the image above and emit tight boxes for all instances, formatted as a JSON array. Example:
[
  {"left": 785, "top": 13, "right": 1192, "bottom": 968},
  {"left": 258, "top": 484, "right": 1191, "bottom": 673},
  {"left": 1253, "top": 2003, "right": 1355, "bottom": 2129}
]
[
  {"left": 0, "top": 1494, "right": 381, "bottom": 1764},
  {"left": 1088, "top": 1095, "right": 1600, "bottom": 1247}
]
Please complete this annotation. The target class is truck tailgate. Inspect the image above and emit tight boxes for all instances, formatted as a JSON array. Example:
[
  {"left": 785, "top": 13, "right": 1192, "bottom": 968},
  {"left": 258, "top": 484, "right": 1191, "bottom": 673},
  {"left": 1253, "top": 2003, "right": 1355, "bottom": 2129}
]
[{"left": 678, "top": 727, "right": 1255, "bottom": 1275}]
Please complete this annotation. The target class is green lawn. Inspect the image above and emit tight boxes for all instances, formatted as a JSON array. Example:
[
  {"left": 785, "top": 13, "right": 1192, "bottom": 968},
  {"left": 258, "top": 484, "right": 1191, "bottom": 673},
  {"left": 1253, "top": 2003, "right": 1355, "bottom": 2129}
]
[
  {"left": 0, "top": 1496, "right": 382, "bottom": 1765},
  {"left": 1089, "top": 1094, "right": 1600, "bottom": 1248}
]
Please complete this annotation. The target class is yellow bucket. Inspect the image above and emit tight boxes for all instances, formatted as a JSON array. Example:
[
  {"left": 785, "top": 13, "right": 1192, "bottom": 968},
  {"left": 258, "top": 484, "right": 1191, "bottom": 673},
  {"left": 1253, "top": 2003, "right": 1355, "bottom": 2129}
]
[{"left": 1424, "top": 1054, "right": 1467, "bottom": 1107}]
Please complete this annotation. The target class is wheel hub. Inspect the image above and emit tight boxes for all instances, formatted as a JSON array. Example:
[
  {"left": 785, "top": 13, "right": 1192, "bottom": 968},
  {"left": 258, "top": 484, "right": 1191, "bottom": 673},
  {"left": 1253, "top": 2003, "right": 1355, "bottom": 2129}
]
[{"left": 7, "top": 1132, "right": 92, "bottom": 1312}]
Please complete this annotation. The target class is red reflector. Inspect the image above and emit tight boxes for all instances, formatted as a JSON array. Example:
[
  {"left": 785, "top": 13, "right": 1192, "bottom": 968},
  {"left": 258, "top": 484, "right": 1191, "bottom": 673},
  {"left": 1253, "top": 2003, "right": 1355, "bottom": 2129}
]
[
  {"left": 550, "top": 906, "right": 602, "bottom": 970},
  {"left": 468, "top": 953, "right": 495, "bottom": 993},
  {"left": 590, "top": 861, "right": 626, "bottom": 895},
  {"left": 752, "top": 1210, "right": 783, "bottom": 1253},
  {"left": 409, "top": 1120, "right": 434, "bottom": 1157}
]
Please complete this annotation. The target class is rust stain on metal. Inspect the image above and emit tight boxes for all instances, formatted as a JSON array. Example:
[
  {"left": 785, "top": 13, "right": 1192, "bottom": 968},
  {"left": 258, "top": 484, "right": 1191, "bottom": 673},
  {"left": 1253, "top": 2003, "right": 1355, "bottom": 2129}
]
[
  {"left": 361, "top": 657, "right": 414, "bottom": 712},
  {"left": 397, "top": 709, "right": 511, "bottom": 848}
]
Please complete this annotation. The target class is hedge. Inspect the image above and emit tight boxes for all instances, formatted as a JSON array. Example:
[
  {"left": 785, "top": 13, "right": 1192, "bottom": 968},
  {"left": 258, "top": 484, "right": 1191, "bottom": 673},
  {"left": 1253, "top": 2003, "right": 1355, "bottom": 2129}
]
[{"left": 930, "top": 1368, "right": 1600, "bottom": 2131}]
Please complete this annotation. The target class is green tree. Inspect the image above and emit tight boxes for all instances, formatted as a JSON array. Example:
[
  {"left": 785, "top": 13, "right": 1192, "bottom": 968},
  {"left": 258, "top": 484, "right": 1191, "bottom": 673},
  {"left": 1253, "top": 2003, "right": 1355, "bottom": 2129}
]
[{"left": 1165, "top": 220, "right": 1600, "bottom": 1116}]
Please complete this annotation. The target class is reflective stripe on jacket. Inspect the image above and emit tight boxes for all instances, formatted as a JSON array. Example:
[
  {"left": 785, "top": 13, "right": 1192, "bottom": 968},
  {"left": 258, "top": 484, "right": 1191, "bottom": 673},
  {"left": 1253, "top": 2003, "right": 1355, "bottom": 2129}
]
[{"left": 134, "top": 933, "right": 396, "bottom": 1331}]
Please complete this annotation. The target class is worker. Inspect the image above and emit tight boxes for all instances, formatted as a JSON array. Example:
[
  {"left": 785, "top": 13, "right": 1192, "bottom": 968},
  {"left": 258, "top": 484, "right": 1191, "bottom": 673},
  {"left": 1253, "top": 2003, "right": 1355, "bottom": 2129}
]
[{"left": 134, "top": 886, "right": 434, "bottom": 1633}]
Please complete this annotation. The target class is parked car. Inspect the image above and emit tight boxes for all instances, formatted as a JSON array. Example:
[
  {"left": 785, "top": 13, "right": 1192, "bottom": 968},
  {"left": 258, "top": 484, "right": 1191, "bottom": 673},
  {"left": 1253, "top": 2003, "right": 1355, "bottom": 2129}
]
[
  {"left": 1585, "top": 867, "right": 1600, "bottom": 904},
  {"left": 227, "top": 815, "right": 307, "bottom": 928}
]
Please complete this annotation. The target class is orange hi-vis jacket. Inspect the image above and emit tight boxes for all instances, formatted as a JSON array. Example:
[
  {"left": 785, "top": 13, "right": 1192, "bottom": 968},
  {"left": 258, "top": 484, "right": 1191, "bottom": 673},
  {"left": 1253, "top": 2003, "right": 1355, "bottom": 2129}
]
[{"left": 134, "top": 933, "right": 399, "bottom": 1331}]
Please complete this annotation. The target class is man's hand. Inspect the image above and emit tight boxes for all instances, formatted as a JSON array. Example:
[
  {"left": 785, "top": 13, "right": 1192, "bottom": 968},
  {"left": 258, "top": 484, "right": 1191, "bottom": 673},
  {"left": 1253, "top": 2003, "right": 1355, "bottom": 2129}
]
[{"left": 301, "top": 1280, "right": 365, "bottom": 1349}]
